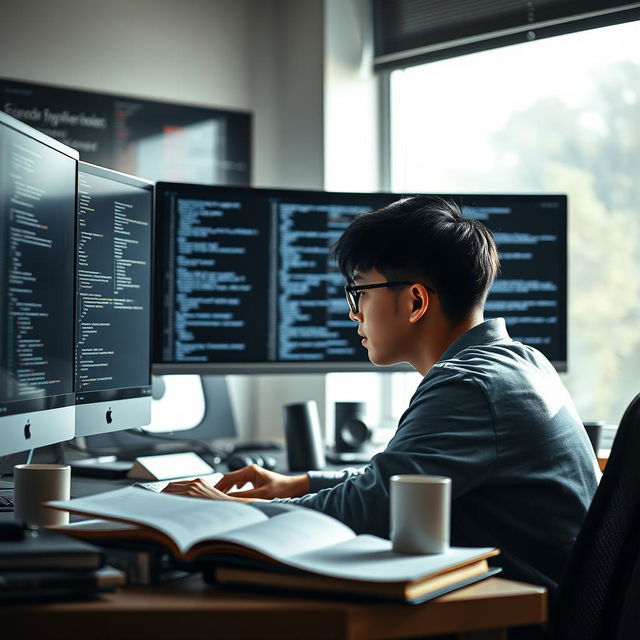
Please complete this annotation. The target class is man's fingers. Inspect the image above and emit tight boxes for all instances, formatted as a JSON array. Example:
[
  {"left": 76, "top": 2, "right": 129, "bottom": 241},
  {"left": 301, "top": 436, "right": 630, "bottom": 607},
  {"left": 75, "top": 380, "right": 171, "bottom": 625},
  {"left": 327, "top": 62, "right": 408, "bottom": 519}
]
[
  {"left": 215, "top": 468, "right": 254, "bottom": 492},
  {"left": 228, "top": 487, "right": 273, "bottom": 499}
]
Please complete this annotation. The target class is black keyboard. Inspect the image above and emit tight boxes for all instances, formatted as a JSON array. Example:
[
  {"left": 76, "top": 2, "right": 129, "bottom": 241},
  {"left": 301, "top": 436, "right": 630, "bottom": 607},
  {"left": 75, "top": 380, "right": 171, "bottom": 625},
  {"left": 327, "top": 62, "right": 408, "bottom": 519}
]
[{"left": 0, "top": 494, "right": 14, "bottom": 511}]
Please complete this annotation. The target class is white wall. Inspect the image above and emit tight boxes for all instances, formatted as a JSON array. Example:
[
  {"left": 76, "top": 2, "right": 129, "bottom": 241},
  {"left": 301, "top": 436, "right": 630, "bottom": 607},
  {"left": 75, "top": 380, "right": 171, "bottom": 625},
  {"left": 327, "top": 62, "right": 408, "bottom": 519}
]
[
  {"left": 0, "top": 0, "right": 252, "bottom": 108},
  {"left": 0, "top": 0, "right": 329, "bottom": 442},
  {"left": 324, "top": 0, "right": 380, "bottom": 192}
]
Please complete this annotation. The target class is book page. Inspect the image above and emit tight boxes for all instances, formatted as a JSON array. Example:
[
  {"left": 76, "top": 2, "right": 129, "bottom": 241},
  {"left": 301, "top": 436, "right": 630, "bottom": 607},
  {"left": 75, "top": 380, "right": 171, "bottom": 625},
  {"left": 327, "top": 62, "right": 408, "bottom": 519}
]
[
  {"left": 48, "top": 487, "right": 268, "bottom": 555},
  {"left": 284, "top": 535, "right": 497, "bottom": 582},
  {"left": 59, "top": 519, "right": 139, "bottom": 532},
  {"left": 213, "top": 509, "right": 355, "bottom": 560}
]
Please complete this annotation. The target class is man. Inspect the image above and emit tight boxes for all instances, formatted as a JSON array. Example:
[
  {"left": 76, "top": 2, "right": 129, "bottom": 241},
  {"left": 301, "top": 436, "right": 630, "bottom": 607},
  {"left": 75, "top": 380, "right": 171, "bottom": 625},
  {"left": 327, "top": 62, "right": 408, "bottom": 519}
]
[{"left": 165, "top": 195, "right": 599, "bottom": 600}]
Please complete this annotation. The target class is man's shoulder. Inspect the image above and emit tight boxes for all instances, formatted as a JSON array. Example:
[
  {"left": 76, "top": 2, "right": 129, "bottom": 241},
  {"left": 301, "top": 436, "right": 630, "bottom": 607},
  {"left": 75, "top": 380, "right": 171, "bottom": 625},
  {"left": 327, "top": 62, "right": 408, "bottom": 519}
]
[
  {"left": 412, "top": 339, "right": 561, "bottom": 414},
  {"left": 431, "top": 339, "right": 555, "bottom": 384}
]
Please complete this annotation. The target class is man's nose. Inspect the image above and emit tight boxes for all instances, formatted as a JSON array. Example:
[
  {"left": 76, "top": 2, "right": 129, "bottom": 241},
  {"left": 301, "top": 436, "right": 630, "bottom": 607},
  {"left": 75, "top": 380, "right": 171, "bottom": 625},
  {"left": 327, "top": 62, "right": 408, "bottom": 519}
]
[{"left": 348, "top": 308, "right": 360, "bottom": 322}]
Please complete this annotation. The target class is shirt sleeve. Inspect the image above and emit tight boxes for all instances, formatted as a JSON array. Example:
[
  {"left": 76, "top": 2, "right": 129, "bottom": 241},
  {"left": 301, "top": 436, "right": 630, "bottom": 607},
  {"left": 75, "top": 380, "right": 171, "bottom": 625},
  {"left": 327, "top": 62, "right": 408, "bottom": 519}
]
[
  {"left": 306, "top": 467, "right": 365, "bottom": 492},
  {"left": 273, "top": 372, "right": 499, "bottom": 538}
]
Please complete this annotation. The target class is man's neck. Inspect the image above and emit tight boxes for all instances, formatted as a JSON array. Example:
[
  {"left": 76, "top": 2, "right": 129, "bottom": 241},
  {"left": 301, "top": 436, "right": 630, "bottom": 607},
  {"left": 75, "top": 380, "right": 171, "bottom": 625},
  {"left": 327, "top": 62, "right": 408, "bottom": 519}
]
[{"left": 413, "top": 311, "right": 485, "bottom": 376}]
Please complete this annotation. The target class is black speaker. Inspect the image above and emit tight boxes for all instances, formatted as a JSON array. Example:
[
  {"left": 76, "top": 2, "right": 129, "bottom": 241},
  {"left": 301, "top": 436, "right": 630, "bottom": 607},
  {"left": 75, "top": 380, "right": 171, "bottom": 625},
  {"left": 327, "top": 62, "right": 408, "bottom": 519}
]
[
  {"left": 334, "top": 402, "right": 371, "bottom": 453},
  {"left": 583, "top": 420, "right": 605, "bottom": 454},
  {"left": 283, "top": 401, "right": 326, "bottom": 471}
]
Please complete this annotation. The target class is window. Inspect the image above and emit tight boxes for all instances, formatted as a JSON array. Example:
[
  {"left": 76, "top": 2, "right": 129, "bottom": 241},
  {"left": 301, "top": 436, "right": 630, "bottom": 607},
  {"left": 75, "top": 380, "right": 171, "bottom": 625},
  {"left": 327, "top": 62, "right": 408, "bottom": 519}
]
[{"left": 388, "top": 21, "right": 640, "bottom": 425}]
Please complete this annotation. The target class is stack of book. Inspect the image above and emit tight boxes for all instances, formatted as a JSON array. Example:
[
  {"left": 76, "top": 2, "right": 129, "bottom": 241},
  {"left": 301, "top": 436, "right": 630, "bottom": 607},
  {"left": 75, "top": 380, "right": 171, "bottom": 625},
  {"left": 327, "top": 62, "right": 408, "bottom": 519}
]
[
  {"left": 49, "top": 487, "right": 500, "bottom": 604},
  {"left": 0, "top": 527, "right": 124, "bottom": 602},
  {"left": 50, "top": 519, "right": 190, "bottom": 585}
]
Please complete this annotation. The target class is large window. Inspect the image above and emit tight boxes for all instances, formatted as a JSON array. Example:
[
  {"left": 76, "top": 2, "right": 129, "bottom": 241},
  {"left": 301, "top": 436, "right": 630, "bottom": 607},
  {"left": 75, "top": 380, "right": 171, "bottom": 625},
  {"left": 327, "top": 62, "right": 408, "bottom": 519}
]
[{"left": 389, "top": 21, "right": 640, "bottom": 425}]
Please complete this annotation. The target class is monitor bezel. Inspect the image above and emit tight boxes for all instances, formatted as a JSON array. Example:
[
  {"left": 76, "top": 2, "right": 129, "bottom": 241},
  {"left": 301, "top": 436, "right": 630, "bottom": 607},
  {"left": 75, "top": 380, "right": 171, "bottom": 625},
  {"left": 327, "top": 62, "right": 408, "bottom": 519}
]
[
  {"left": 74, "top": 161, "right": 154, "bottom": 437},
  {"left": 152, "top": 183, "right": 568, "bottom": 374},
  {"left": 0, "top": 111, "right": 79, "bottom": 455}
]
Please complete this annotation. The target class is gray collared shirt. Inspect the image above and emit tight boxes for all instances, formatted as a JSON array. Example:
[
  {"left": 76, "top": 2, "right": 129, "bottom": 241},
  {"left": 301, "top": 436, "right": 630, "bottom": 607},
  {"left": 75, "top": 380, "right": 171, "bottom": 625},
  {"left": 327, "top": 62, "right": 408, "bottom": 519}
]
[{"left": 275, "top": 318, "right": 599, "bottom": 592}]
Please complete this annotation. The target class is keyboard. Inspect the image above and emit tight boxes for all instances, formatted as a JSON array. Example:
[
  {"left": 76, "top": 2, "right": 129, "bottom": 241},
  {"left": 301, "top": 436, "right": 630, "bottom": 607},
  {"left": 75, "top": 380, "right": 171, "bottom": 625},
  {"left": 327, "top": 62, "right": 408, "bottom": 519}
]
[
  {"left": 134, "top": 472, "right": 223, "bottom": 493},
  {"left": 0, "top": 493, "right": 14, "bottom": 511}
]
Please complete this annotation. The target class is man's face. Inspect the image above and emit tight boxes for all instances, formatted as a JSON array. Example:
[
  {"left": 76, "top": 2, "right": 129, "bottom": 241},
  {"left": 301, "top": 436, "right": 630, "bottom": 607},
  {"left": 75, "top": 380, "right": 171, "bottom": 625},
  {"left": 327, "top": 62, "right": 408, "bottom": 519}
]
[{"left": 347, "top": 268, "right": 413, "bottom": 367}]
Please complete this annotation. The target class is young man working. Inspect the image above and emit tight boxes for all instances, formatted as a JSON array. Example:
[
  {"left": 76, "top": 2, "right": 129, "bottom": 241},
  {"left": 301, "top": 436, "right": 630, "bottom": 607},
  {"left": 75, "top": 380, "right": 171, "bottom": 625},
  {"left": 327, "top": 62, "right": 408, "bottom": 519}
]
[{"left": 165, "top": 195, "right": 599, "bottom": 599}]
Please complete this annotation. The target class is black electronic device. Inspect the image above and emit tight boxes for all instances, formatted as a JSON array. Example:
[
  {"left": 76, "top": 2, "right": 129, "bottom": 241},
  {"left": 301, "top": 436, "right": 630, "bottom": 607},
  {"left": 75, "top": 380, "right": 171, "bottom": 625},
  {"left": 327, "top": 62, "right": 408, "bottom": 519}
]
[
  {"left": 68, "top": 457, "right": 134, "bottom": 479},
  {"left": 0, "top": 110, "right": 78, "bottom": 456},
  {"left": 225, "top": 454, "right": 277, "bottom": 472},
  {"left": 153, "top": 183, "right": 568, "bottom": 373},
  {"left": 231, "top": 441, "right": 283, "bottom": 453},
  {"left": 283, "top": 401, "right": 326, "bottom": 471},
  {"left": 74, "top": 162, "right": 154, "bottom": 438},
  {"left": 333, "top": 402, "right": 371, "bottom": 453}
]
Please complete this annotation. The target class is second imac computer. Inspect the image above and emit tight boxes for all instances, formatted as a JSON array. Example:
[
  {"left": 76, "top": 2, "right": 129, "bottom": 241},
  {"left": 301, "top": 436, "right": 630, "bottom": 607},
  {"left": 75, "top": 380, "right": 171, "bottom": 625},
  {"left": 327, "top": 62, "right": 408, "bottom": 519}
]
[
  {"left": 153, "top": 184, "right": 568, "bottom": 374},
  {"left": 74, "top": 161, "right": 154, "bottom": 438},
  {"left": 0, "top": 111, "right": 78, "bottom": 457}
]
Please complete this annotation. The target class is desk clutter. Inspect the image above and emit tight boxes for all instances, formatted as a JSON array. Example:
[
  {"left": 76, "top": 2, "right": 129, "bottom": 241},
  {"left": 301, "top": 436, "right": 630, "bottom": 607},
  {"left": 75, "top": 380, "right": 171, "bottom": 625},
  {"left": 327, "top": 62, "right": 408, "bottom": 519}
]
[
  {"left": 0, "top": 525, "right": 124, "bottom": 601},
  {"left": 39, "top": 487, "right": 500, "bottom": 604}
]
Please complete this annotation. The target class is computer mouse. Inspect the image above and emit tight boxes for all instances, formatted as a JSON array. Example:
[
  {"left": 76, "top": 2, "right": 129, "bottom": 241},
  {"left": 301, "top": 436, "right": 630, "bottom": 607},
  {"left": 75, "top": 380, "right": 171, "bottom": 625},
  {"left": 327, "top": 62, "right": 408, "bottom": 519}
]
[{"left": 225, "top": 454, "right": 277, "bottom": 472}]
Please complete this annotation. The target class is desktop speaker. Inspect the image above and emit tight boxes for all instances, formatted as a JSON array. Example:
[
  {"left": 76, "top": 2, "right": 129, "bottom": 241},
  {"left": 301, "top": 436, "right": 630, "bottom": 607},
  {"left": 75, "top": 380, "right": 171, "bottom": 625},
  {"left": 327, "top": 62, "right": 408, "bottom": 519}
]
[
  {"left": 334, "top": 402, "right": 371, "bottom": 453},
  {"left": 283, "top": 401, "right": 326, "bottom": 471}
]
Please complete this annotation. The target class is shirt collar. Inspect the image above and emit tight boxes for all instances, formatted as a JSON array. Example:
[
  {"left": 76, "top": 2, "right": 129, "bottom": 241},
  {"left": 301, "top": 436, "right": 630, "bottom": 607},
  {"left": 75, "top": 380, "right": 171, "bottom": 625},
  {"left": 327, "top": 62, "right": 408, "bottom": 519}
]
[{"left": 438, "top": 318, "right": 510, "bottom": 362}]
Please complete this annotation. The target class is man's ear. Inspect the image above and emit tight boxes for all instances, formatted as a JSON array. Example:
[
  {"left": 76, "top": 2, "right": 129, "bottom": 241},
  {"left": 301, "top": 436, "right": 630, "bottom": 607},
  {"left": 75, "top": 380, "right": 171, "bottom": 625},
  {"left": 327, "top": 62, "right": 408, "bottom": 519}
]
[{"left": 408, "top": 284, "right": 429, "bottom": 323}]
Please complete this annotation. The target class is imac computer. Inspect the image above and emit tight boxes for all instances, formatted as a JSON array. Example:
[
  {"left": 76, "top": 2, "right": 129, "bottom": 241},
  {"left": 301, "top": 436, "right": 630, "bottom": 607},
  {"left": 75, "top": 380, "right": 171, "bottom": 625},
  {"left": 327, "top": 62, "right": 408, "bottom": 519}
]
[
  {"left": 74, "top": 162, "right": 153, "bottom": 437},
  {"left": 0, "top": 111, "right": 78, "bottom": 456},
  {"left": 153, "top": 184, "right": 568, "bottom": 374}
]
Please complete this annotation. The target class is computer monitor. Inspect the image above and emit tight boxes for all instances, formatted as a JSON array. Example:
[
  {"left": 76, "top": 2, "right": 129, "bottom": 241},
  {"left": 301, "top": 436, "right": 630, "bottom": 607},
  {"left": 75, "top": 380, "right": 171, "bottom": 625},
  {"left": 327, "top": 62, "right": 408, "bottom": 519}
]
[
  {"left": 0, "top": 111, "right": 78, "bottom": 456},
  {"left": 74, "top": 162, "right": 153, "bottom": 437},
  {"left": 153, "top": 184, "right": 567, "bottom": 373}
]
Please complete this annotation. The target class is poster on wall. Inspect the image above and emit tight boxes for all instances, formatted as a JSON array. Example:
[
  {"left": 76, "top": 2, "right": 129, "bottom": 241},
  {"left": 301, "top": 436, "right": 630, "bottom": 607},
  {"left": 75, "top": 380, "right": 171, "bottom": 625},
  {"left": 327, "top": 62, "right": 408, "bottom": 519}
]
[{"left": 0, "top": 78, "right": 251, "bottom": 186}]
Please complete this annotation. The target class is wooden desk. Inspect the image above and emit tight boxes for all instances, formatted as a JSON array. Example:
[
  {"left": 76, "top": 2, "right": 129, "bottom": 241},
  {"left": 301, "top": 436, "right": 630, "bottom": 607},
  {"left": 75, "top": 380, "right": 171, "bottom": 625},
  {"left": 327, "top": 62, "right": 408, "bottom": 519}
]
[
  {"left": 597, "top": 449, "right": 610, "bottom": 471},
  {"left": 2, "top": 575, "right": 546, "bottom": 640}
]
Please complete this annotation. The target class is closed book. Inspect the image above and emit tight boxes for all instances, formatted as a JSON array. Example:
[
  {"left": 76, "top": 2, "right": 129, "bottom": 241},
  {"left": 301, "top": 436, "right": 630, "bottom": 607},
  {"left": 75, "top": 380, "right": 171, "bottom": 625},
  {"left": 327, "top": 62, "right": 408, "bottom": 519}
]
[
  {"left": 0, "top": 566, "right": 125, "bottom": 602},
  {"left": 0, "top": 529, "right": 103, "bottom": 572},
  {"left": 214, "top": 561, "right": 502, "bottom": 604},
  {"left": 47, "top": 487, "right": 500, "bottom": 602}
]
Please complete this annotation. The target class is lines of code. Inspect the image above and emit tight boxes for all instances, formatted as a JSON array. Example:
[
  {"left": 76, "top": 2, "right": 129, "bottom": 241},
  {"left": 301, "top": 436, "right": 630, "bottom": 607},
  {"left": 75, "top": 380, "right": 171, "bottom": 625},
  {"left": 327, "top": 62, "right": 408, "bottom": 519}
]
[
  {"left": 464, "top": 203, "right": 564, "bottom": 349},
  {"left": 168, "top": 197, "right": 269, "bottom": 362},
  {"left": 0, "top": 125, "right": 75, "bottom": 403},
  {"left": 277, "top": 202, "right": 368, "bottom": 361},
  {"left": 75, "top": 171, "right": 151, "bottom": 394}
]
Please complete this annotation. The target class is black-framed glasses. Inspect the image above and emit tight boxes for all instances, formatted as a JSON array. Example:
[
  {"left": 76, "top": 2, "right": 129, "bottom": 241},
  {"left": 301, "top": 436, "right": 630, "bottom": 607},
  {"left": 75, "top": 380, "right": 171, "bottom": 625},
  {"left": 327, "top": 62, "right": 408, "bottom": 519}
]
[{"left": 344, "top": 281, "right": 435, "bottom": 314}]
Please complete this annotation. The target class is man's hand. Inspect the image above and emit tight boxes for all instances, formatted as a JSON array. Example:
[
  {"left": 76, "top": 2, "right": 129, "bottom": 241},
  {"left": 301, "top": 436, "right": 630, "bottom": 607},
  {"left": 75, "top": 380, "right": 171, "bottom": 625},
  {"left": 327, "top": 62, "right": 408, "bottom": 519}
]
[
  {"left": 214, "top": 464, "right": 310, "bottom": 500},
  {"left": 162, "top": 477, "right": 253, "bottom": 502}
]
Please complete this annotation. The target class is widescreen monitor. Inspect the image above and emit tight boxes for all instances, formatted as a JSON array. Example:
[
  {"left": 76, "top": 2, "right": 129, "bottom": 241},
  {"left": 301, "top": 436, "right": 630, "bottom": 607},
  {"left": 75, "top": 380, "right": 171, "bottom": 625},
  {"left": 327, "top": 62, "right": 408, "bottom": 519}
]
[
  {"left": 0, "top": 111, "right": 77, "bottom": 456},
  {"left": 74, "top": 162, "right": 153, "bottom": 437},
  {"left": 153, "top": 184, "right": 567, "bottom": 374}
]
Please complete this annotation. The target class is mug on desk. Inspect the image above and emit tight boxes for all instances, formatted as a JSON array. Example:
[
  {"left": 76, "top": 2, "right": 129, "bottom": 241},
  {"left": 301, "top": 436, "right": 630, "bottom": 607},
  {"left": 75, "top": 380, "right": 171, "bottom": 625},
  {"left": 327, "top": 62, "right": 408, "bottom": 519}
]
[
  {"left": 390, "top": 474, "right": 451, "bottom": 555},
  {"left": 14, "top": 464, "right": 71, "bottom": 527}
]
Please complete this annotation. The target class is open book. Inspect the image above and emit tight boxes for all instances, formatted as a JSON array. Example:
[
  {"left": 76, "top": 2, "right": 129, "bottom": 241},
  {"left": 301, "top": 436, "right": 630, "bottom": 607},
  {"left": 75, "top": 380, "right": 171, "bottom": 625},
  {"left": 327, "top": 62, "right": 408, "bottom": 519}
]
[{"left": 48, "top": 487, "right": 500, "bottom": 603}]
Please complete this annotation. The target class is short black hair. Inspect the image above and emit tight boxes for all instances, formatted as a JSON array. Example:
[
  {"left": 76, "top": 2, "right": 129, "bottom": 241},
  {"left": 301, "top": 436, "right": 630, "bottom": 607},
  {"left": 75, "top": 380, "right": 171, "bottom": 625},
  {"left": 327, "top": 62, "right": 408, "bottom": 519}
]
[{"left": 331, "top": 195, "right": 500, "bottom": 323}]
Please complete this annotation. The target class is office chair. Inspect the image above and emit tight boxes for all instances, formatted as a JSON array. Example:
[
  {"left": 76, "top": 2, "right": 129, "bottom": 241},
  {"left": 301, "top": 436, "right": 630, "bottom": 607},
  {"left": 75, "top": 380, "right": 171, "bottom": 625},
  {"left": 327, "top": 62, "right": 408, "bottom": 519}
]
[
  {"left": 552, "top": 393, "right": 640, "bottom": 640},
  {"left": 615, "top": 541, "right": 640, "bottom": 639}
]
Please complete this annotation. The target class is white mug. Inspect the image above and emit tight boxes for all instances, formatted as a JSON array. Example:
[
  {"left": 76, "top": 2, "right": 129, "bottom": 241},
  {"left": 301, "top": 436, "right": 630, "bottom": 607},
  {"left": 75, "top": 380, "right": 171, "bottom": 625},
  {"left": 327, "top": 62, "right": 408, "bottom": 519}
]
[
  {"left": 14, "top": 464, "right": 71, "bottom": 527},
  {"left": 390, "top": 474, "right": 451, "bottom": 554}
]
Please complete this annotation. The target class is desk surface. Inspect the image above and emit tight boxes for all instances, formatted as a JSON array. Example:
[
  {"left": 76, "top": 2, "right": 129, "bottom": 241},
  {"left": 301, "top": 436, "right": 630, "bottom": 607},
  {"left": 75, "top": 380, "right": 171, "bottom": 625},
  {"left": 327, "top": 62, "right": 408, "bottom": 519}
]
[{"left": 1, "top": 575, "right": 546, "bottom": 640}]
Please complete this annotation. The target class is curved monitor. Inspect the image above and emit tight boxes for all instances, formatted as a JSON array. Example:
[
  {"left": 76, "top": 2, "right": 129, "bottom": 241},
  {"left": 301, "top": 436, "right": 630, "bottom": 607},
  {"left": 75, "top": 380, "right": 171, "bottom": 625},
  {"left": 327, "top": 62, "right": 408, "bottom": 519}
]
[
  {"left": 74, "top": 162, "right": 153, "bottom": 437},
  {"left": 0, "top": 111, "right": 77, "bottom": 456},
  {"left": 153, "top": 183, "right": 567, "bottom": 373}
]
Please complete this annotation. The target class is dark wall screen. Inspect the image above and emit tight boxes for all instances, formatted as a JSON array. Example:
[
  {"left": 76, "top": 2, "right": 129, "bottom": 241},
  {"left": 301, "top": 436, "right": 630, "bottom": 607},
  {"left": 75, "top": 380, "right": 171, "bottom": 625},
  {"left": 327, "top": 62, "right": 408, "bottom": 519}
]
[
  {"left": 75, "top": 165, "right": 152, "bottom": 404},
  {"left": 1, "top": 79, "right": 251, "bottom": 186},
  {"left": 154, "top": 184, "right": 567, "bottom": 373},
  {"left": 0, "top": 116, "right": 76, "bottom": 415}
]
